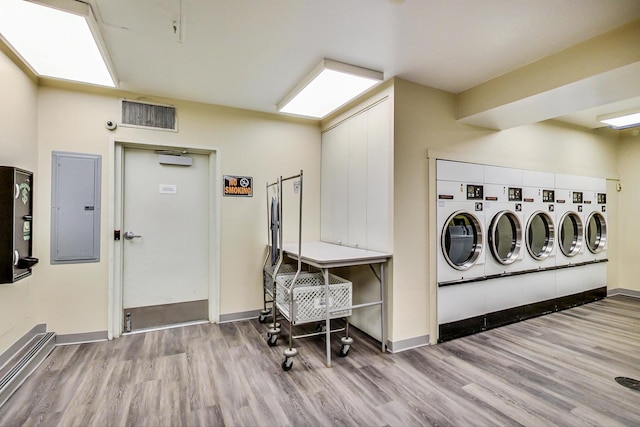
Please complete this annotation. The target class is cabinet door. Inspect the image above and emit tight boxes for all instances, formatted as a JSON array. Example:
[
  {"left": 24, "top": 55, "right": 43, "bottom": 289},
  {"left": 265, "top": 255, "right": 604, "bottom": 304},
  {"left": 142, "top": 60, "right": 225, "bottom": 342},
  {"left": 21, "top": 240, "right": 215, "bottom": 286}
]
[
  {"left": 320, "top": 124, "right": 349, "bottom": 244},
  {"left": 366, "top": 99, "right": 391, "bottom": 252},
  {"left": 321, "top": 98, "right": 391, "bottom": 251},
  {"left": 347, "top": 112, "right": 368, "bottom": 248}
]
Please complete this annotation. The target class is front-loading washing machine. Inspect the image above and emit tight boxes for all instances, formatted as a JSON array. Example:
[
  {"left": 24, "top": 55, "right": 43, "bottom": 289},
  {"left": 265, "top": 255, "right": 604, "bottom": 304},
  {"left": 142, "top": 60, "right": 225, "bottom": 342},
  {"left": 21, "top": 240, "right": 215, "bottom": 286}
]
[
  {"left": 436, "top": 160, "right": 486, "bottom": 334},
  {"left": 555, "top": 173, "right": 590, "bottom": 307},
  {"left": 520, "top": 169, "right": 557, "bottom": 315}
]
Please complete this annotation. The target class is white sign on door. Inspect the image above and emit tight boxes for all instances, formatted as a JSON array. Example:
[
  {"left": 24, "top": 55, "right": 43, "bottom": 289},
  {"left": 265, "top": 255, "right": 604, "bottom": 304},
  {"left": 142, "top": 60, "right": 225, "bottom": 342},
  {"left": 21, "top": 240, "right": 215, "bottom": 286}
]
[{"left": 159, "top": 184, "right": 177, "bottom": 194}]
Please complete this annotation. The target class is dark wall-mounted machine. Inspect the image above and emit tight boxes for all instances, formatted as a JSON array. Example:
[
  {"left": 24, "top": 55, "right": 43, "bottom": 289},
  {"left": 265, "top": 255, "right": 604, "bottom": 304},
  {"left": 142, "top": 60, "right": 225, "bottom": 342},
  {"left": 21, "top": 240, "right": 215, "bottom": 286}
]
[{"left": 0, "top": 167, "right": 39, "bottom": 283}]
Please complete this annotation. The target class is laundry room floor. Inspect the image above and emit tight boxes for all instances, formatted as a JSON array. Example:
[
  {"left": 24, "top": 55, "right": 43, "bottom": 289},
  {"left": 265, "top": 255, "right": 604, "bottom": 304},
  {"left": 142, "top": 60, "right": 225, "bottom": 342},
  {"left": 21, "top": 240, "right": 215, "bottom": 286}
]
[{"left": 1, "top": 295, "right": 639, "bottom": 426}]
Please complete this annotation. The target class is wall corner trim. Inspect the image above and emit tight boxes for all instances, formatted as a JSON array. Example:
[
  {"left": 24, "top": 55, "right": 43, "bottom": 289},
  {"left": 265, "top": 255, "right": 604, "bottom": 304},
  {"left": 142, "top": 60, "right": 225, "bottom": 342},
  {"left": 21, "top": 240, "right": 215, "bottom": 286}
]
[{"left": 387, "top": 334, "right": 430, "bottom": 353}]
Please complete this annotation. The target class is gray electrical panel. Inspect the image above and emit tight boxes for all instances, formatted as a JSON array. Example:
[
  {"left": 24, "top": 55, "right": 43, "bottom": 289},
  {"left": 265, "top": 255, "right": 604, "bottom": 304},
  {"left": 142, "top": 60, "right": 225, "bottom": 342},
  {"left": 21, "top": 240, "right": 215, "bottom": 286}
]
[
  {"left": 51, "top": 152, "right": 101, "bottom": 264},
  {"left": 0, "top": 167, "right": 39, "bottom": 283}
]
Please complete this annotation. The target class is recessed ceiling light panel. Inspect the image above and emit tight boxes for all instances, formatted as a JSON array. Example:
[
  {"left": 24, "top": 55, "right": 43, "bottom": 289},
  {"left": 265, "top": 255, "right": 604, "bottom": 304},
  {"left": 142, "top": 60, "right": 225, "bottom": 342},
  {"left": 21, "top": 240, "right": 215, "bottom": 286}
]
[
  {"left": 597, "top": 109, "right": 640, "bottom": 130},
  {"left": 0, "top": 0, "right": 117, "bottom": 87},
  {"left": 278, "top": 59, "right": 383, "bottom": 119}
]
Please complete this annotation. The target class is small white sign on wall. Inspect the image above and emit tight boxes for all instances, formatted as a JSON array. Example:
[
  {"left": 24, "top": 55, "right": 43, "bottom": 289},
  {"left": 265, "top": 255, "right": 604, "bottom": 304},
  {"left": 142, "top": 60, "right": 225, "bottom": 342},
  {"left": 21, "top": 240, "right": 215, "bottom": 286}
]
[{"left": 159, "top": 184, "right": 177, "bottom": 194}]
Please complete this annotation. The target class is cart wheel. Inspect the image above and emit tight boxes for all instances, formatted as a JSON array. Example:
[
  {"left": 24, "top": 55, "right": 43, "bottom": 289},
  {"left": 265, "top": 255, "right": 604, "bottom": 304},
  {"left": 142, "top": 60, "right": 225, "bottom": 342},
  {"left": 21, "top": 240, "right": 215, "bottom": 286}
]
[
  {"left": 282, "top": 357, "right": 293, "bottom": 371},
  {"left": 338, "top": 344, "right": 350, "bottom": 357},
  {"left": 267, "top": 334, "right": 278, "bottom": 347},
  {"left": 259, "top": 309, "right": 271, "bottom": 323}
]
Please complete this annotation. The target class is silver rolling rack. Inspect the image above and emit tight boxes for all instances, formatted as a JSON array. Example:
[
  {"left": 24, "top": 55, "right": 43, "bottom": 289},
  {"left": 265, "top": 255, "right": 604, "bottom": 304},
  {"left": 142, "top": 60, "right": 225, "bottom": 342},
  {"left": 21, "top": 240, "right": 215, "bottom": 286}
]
[{"left": 261, "top": 170, "right": 354, "bottom": 371}]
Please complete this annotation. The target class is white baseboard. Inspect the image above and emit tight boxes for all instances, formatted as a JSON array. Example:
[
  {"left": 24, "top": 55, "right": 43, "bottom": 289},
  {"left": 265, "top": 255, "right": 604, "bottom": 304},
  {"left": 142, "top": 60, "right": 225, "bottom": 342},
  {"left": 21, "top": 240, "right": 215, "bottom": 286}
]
[{"left": 608, "top": 288, "right": 640, "bottom": 298}]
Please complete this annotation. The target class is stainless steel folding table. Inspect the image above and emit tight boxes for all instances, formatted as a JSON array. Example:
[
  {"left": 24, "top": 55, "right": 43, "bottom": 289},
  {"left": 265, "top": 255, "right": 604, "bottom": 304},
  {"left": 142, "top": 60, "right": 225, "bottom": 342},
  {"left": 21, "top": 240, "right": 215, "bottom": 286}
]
[{"left": 282, "top": 241, "right": 391, "bottom": 367}]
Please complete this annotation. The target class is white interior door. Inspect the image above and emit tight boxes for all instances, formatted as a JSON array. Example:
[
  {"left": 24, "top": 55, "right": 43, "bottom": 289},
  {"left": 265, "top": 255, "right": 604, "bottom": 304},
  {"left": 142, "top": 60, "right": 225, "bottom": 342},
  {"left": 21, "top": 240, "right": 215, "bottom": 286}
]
[{"left": 122, "top": 147, "right": 210, "bottom": 331}]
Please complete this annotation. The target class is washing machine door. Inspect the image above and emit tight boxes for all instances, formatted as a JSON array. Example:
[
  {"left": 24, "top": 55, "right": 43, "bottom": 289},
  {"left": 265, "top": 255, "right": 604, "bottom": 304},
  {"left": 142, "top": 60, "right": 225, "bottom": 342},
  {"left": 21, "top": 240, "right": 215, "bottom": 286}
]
[
  {"left": 559, "top": 212, "right": 583, "bottom": 257},
  {"left": 526, "top": 211, "right": 555, "bottom": 260},
  {"left": 488, "top": 211, "right": 522, "bottom": 265},
  {"left": 586, "top": 211, "right": 607, "bottom": 253},
  {"left": 442, "top": 211, "right": 483, "bottom": 270}
]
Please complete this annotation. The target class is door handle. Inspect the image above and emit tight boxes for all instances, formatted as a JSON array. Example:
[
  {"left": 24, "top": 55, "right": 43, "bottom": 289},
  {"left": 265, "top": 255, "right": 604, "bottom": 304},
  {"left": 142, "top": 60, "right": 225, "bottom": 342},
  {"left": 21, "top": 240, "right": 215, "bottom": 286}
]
[{"left": 124, "top": 231, "right": 142, "bottom": 240}]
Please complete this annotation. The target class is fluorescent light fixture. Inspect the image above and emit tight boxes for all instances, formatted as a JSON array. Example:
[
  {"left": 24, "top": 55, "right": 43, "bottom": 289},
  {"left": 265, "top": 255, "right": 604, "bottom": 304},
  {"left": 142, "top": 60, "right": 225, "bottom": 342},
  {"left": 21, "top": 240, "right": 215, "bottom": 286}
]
[
  {"left": 0, "top": 0, "right": 116, "bottom": 87},
  {"left": 597, "top": 108, "right": 640, "bottom": 130},
  {"left": 277, "top": 59, "right": 383, "bottom": 119}
]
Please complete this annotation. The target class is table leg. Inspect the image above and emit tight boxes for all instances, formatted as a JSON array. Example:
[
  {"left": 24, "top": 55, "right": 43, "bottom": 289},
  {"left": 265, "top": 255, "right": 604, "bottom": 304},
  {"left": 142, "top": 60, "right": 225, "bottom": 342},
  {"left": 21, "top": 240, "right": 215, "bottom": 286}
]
[
  {"left": 323, "top": 268, "right": 331, "bottom": 367},
  {"left": 380, "top": 262, "right": 386, "bottom": 353}
]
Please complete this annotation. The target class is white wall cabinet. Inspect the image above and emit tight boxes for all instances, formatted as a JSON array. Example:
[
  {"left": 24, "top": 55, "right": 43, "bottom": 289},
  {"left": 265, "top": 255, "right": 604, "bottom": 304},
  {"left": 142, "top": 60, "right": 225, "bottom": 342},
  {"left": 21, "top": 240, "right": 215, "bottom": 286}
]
[
  {"left": 321, "top": 98, "right": 391, "bottom": 252},
  {"left": 320, "top": 121, "right": 349, "bottom": 244}
]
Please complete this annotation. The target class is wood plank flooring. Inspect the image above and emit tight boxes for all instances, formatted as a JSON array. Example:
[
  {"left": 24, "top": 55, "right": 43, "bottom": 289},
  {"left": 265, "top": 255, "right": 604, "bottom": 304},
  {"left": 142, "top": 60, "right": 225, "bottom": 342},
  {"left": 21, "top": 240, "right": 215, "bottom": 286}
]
[{"left": 1, "top": 295, "right": 640, "bottom": 426}]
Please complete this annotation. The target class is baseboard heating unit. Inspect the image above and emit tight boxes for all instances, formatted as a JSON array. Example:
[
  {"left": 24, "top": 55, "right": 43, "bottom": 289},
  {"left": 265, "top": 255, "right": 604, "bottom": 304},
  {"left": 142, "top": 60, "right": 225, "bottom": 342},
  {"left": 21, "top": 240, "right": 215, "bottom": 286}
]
[{"left": 0, "top": 332, "right": 56, "bottom": 408}]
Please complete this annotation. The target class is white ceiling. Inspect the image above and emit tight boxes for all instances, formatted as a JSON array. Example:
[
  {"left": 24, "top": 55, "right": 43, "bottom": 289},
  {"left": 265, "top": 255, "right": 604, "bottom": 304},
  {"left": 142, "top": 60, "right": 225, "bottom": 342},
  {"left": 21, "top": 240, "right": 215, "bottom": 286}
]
[{"left": 89, "top": 0, "right": 640, "bottom": 127}]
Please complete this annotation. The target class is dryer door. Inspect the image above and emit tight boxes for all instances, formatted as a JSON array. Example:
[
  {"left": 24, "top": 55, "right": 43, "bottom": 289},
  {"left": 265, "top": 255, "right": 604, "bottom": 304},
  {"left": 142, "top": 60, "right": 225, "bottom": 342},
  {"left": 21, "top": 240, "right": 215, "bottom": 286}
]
[
  {"left": 442, "top": 211, "right": 483, "bottom": 270},
  {"left": 559, "top": 212, "right": 583, "bottom": 257},
  {"left": 586, "top": 212, "right": 607, "bottom": 253},
  {"left": 488, "top": 210, "right": 522, "bottom": 265},
  {"left": 526, "top": 211, "right": 555, "bottom": 260}
]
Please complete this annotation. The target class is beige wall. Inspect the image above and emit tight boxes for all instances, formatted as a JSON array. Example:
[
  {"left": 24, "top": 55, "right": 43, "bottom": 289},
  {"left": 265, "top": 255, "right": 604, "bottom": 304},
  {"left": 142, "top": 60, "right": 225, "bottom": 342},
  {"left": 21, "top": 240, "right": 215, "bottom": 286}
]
[
  {"left": 34, "top": 85, "right": 321, "bottom": 335},
  {"left": 616, "top": 131, "right": 640, "bottom": 292},
  {"left": 393, "top": 78, "right": 620, "bottom": 343},
  {"left": 0, "top": 46, "right": 630, "bottom": 354},
  {"left": 0, "top": 49, "right": 39, "bottom": 354}
]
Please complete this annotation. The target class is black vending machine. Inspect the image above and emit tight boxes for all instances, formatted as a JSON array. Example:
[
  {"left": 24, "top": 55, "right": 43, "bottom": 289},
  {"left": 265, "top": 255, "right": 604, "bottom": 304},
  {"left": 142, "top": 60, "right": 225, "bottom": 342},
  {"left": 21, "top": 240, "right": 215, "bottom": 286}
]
[{"left": 0, "top": 167, "right": 38, "bottom": 283}]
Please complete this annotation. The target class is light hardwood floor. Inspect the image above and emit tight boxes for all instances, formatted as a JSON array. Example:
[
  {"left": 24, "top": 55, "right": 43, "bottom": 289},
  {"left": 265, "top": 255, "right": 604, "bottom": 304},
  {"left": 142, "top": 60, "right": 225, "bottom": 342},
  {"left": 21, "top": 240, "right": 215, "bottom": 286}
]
[{"left": 1, "top": 295, "right": 640, "bottom": 426}]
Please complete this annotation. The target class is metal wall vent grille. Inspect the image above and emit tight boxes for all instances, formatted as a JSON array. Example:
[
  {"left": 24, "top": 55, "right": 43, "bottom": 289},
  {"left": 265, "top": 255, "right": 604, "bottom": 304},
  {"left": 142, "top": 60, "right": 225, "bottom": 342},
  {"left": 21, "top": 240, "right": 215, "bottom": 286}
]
[{"left": 121, "top": 100, "right": 177, "bottom": 131}]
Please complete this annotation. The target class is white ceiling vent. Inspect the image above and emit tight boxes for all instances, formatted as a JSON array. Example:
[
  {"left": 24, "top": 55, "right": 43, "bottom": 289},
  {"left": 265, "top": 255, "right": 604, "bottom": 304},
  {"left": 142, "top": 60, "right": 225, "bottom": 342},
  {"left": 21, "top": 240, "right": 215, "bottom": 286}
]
[{"left": 121, "top": 99, "right": 177, "bottom": 131}]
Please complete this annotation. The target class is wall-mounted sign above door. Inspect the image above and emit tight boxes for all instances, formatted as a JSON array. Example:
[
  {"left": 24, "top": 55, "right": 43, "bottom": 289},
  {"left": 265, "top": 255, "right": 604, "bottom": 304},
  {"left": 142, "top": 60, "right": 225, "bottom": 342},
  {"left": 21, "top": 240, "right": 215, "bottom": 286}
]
[{"left": 223, "top": 175, "right": 253, "bottom": 197}]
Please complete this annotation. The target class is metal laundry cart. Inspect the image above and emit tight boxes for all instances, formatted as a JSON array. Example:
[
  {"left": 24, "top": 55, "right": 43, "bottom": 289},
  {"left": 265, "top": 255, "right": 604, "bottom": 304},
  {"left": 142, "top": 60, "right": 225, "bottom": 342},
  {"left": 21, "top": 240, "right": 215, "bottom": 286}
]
[{"left": 262, "top": 170, "right": 391, "bottom": 371}]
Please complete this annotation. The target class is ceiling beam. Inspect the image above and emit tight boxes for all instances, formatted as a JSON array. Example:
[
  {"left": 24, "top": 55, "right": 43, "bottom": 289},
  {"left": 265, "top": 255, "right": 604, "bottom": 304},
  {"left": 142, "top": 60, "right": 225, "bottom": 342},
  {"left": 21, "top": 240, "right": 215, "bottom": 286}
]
[{"left": 456, "top": 19, "right": 640, "bottom": 130}]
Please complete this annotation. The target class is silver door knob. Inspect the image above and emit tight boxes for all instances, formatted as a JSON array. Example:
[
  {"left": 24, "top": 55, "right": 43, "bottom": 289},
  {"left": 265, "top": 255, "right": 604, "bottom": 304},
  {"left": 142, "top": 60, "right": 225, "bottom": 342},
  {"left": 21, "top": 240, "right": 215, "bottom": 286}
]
[{"left": 124, "top": 231, "right": 142, "bottom": 240}]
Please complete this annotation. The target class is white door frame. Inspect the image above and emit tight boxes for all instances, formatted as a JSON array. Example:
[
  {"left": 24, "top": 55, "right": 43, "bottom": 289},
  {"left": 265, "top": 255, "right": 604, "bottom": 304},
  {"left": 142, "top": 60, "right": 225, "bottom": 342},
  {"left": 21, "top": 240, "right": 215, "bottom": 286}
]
[{"left": 108, "top": 138, "right": 221, "bottom": 339}]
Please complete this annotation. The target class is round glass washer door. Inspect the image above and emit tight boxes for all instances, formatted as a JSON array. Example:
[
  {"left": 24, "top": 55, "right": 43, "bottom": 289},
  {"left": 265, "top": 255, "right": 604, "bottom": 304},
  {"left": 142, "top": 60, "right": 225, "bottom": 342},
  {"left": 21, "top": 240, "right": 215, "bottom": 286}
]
[
  {"left": 526, "top": 211, "right": 555, "bottom": 260},
  {"left": 558, "top": 212, "right": 583, "bottom": 257},
  {"left": 442, "top": 211, "right": 483, "bottom": 271},
  {"left": 488, "top": 211, "right": 522, "bottom": 265},
  {"left": 586, "top": 211, "right": 607, "bottom": 254}
]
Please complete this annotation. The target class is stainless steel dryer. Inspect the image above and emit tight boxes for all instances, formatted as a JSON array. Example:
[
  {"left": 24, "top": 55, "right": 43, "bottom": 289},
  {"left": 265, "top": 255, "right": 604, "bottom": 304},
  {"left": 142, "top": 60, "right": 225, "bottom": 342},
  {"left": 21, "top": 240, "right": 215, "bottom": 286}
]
[
  {"left": 520, "top": 170, "right": 557, "bottom": 313},
  {"left": 555, "top": 173, "right": 589, "bottom": 306},
  {"left": 581, "top": 176, "right": 608, "bottom": 301},
  {"left": 483, "top": 165, "right": 524, "bottom": 276},
  {"left": 436, "top": 160, "right": 486, "bottom": 332},
  {"left": 555, "top": 174, "right": 587, "bottom": 267},
  {"left": 482, "top": 165, "right": 526, "bottom": 318},
  {"left": 436, "top": 160, "right": 486, "bottom": 284},
  {"left": 583, "top": 179, "right": 607, "bottom": 262}
]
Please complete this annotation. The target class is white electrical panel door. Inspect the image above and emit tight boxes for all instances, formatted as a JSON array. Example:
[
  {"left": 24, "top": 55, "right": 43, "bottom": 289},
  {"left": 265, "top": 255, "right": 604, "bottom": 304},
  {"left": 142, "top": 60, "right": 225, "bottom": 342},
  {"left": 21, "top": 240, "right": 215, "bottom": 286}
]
[{"left": 51, "top": 152, "right": 101, "bottom": 264}]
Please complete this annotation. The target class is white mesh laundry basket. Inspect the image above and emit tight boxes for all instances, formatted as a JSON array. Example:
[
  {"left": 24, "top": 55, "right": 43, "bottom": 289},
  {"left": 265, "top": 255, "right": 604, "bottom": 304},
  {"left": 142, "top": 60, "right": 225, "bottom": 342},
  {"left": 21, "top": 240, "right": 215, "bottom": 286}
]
[
  {"left": 263, "top": 263, "right": 298, "bottom": 296},
  {"left": 275, "top": 272, "right": 352, "bottom": 325}
]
